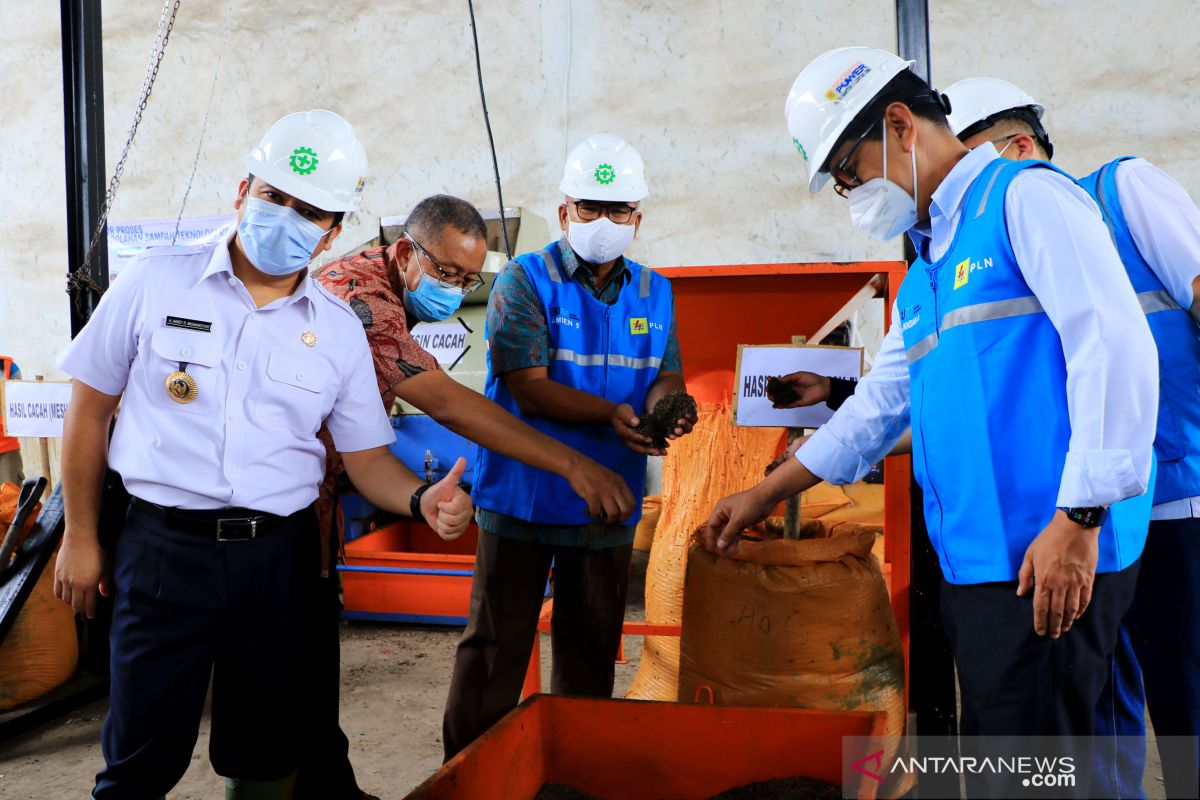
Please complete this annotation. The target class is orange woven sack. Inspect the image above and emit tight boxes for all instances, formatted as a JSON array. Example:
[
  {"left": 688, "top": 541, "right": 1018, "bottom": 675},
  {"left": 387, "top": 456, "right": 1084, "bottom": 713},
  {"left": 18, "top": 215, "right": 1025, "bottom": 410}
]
[
  {"left": 626, "top": 400, "right": 783, "bottom": 701},
  {"left": 0, "top": 485, "right": 78, "bottom": 712},
  {"left": 679, "top": 521, "right": 909, "bottom": 796},
  {"left": 633, "top": 495, "right": 662, "bottom": 553}
]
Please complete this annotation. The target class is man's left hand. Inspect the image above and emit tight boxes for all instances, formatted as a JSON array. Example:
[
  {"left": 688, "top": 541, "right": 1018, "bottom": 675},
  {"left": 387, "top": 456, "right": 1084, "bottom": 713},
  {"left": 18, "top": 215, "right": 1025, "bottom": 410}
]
[
  {"left": 1017, "top": 510, "right": 1100, "bottom": 639},
  {"left": 421, "top": 457, "right": 473, "bottom": 541}
]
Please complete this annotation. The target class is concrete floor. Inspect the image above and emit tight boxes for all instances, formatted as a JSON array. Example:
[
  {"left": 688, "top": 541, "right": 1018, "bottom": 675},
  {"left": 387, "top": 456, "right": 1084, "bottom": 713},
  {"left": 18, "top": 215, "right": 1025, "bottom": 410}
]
[{"left": 0, "top": 552, "right": 1171, "bottom": 799}]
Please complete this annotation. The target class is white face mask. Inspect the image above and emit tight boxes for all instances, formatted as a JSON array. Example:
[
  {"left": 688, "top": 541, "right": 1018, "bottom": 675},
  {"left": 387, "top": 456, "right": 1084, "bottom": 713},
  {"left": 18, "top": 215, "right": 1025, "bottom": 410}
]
[
  {"left": 566, "top": 216, "right": 636, "bottom": 265},
  {"left": 847, "top": 120, "right": 919, "bottom": 242}
]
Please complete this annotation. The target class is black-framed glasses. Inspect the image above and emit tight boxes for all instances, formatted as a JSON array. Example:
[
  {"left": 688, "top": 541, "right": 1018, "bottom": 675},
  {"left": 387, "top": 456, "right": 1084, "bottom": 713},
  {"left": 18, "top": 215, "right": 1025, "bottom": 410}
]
[
  {"left": 568, "top": 199, "right": 638, "bottom": 224},
  {"left": 831, "top": 116, "right": 884, "bottom": 198},
  {"left": 404, "top": 232, "right": 485, "bottom": 294}
]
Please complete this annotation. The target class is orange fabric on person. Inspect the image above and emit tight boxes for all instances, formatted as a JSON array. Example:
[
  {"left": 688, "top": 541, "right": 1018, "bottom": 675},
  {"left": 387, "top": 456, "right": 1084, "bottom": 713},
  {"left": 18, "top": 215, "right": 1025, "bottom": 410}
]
[{"left": 0, "top": 356, "right": 20, "bottom": 454}]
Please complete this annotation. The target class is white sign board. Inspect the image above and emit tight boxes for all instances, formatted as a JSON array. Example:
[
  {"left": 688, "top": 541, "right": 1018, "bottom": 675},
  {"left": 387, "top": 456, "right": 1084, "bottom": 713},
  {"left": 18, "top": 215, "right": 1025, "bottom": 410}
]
[
  {"left": 409, "top": 321, "right": 472, "bottom": 368},
  {"left": 734, "top": 344, "right": 863, "bottom": 428},
  {"left": 2, "top": 381, "right": 73, "bottom": 438},
  {"left": 107, "top": 214, "right": 236, "bottom": 279}
]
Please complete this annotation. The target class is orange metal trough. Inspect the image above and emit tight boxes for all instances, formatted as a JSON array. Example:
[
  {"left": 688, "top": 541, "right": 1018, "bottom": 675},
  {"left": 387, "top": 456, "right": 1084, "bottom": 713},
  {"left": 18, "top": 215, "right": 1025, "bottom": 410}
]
[{"left": 404, "top": 695, "right": 888, "bottom": 800}]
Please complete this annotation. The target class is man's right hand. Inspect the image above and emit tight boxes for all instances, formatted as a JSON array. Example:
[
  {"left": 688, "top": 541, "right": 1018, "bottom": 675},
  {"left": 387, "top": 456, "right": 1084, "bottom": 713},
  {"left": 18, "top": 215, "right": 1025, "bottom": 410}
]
[
  {"left": 610, "top": 403, "right": 664, "bottom": 456},
  {"left": 768, "top": 371, "right": 831, "bottom": 408},
  {"left": 54, "top": 532, "right": 111, "bottom": 619},
  {"left": 567, "top": 457, "right": 636, "bottom": 524}
]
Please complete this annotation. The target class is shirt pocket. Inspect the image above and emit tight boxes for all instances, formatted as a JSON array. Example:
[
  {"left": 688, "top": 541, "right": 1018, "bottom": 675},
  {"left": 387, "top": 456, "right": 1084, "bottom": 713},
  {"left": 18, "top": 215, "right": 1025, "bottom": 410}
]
[
  {"left": 147, "top": 327, "right": 222, "bottom": 416},
  {"left": 256, "top": 350, "right": 334, "bottom": 435}
]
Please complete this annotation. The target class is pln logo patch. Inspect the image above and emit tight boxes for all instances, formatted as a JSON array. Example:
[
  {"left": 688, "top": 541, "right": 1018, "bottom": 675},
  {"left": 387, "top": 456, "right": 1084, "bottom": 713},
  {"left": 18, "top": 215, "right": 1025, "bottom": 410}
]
[
  {"left": 953, "top": 256, "right": 996, "bottom": 290},
  {"left": 629, "top": 317, "right": 649, "bottom": 335},
  {"left": 825, "top": 63, "right": 871, "bottom": 103}
]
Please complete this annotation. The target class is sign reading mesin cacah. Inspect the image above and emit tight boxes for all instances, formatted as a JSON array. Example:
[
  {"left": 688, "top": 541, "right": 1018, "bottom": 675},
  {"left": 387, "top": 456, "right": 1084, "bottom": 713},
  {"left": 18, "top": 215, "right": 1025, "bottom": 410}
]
[{"left": 2, "top": 381, "right": 73, "bottom": 438}]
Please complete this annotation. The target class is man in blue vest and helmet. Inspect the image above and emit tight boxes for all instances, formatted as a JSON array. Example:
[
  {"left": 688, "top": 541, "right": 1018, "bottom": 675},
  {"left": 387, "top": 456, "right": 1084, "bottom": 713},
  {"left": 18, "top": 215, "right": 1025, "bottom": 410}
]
[
  {"left": 703, "top": 48, "right": 1159, "bottom": 796},
  {"left": 442, "top": 133, "right": 694, "bottom": 759},
  {"left": 947, "top": 76, "right": 1200, "bottom": 799}
]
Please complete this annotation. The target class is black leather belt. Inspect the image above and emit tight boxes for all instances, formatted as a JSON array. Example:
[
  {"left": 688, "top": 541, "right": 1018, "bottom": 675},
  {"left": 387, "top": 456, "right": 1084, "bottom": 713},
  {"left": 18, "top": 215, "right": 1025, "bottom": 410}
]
[{"left": 130, "top": 497, "right": 296, "bottom": 542}]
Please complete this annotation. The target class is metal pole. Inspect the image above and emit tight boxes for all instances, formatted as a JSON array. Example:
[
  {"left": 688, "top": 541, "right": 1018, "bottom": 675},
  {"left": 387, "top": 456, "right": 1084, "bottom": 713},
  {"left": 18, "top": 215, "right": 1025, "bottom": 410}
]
[
  {"left": 61, "top": 0, "right": 109, "bottom": 338},
  {"left": 896, "top": 0, "right": 961, "bottom": 766}
]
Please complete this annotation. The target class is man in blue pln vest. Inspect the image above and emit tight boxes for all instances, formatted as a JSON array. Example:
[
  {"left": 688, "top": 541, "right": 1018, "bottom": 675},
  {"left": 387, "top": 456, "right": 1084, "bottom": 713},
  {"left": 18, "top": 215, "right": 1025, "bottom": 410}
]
[
  {"left": 704, "top": 48, "right": 1159, "bottom": 796},
  {"left": 442, "top": 133, "right": 695, "bottom": 759},
  {"left": 948, "top": 76, "right": 1200, "bottom": 799}
]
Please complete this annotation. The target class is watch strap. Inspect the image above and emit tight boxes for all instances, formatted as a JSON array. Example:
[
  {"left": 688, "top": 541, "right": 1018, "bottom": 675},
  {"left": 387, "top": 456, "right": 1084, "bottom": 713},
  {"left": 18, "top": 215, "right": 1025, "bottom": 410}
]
[{"left": 411, "top": 482, "right": 434, "bottom": 524}]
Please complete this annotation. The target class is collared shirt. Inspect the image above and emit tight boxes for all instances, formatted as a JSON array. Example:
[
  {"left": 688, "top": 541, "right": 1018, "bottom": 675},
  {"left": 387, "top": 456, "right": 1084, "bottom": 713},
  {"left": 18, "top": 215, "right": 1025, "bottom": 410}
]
[
  {"left": 1113, "top": 158, "right": 1200, "bottom": 520},
  {"left": 312, "top": 242, "right": 442, "bottom": 553},
  {"left": 799, "top": 144, "right": 1158, "bottom": 510},
  {"left": 478, "top": 238, "right": 682, "bottom": 548},
  {"left": 58, "top": 233, "right": 394, "bottom": 516}
]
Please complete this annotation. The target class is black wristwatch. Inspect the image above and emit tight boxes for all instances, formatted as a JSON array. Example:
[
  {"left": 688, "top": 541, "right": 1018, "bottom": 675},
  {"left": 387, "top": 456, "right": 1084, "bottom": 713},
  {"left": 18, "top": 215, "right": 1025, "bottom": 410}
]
[
  {"left": 1060, "top": 506, "right": 1106, "bottom": 529},
  {"left": 410, "top": 482, "right": 434, "bottom": 524}
]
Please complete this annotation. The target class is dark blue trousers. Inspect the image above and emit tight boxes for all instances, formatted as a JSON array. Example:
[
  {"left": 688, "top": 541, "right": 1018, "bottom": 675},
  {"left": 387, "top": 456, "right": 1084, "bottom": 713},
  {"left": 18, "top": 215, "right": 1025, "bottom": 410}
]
[
  {"left": 1094, "top": 517, "right": 1200, "bottom": 800},
  {"left": 95, "top": 502, "right": 317, "bottom": 799}
]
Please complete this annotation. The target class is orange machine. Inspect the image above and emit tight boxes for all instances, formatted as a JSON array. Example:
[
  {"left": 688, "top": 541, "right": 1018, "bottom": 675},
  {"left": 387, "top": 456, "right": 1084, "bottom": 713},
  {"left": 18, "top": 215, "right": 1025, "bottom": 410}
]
[
  {"left": 341, "top": 261, "right": 911, "bottom": 682},
  {"left": 405, "top": 695, "right": 889, "bottom": 800}
]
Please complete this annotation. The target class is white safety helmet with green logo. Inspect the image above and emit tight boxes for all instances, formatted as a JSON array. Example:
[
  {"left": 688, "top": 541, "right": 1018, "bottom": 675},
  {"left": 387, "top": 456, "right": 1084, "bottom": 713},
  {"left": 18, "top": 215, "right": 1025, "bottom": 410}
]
[
  {"left": 944, "top": 77, "right": 1045, "bottom": 137},
  {"left": 559, "top": 133, "right": 649, "bottom": 202},
  {"left": 784, "top": 47, "right": 915, "bottom": 193},
  {"left": 245, "top": 109, "right": 368, "bottom": 213}
]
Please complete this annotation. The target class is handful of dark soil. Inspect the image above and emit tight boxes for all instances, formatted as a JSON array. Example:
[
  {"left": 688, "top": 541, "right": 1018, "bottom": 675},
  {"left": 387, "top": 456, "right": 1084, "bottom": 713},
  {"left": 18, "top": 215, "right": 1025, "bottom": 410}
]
[
  {"left": 766, "top": 376, "right": 800, "bottom": 406},
  {"left": 533, "top": 784, "right": 602, "bottom": 800},
  {"left": 707, "top": 775, "right": 843, "bottom": 800},
  {"left": 634, "top": 390, "right": 698, "bottom": 449}
]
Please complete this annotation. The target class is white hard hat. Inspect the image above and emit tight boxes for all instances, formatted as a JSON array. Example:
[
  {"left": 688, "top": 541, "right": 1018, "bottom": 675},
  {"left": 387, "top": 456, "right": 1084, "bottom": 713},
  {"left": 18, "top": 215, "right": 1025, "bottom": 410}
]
[
  {"left": 944, "top": 77, "right": 1044, "bottom": 137},
  {"left": 559, "top": 133, "right": 648, "bottom": 202},
  {"left": 785, "top": 47, "right": 915, "bottom": 193},
  {"left": 245, "top": 109, "right": 368, "bottom": 212}
]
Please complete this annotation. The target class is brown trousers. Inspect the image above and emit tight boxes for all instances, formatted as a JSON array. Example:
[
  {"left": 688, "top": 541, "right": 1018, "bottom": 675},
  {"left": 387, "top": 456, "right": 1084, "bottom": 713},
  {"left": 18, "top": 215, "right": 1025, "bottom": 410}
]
[{"left": 441, "top": 530, "right": 632, "bottom": 760}]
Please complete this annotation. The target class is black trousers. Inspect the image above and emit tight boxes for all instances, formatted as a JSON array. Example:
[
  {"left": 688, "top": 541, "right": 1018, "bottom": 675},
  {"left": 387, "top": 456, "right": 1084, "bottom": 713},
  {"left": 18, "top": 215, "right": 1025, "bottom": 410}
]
[
  {"left": 441, "top": 530, "right": 633, "bottom": 760},
  {"left": 940, "top": 561, "right": 1140, "bottom": 798},
  {"left": 95, "top": 503, "right": 317, "bottom": 800}
]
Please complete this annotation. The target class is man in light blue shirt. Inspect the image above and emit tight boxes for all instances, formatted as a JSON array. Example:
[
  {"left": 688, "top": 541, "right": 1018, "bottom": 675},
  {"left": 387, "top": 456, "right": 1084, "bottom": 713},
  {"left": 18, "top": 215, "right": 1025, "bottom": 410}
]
[
  {"left": 705, "top": 48, "right": 1158, "bottom": 796},
  {"left": 54, "top": 110, "right": 472, "bottom": 800}
]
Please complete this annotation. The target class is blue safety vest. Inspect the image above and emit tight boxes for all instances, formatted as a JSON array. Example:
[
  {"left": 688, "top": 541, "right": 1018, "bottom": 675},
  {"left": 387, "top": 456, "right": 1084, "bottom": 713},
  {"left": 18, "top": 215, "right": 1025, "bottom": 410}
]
[
  {"left": 898, "top": 158, "right": 1151, "bottom": 584},
  {"left": 1079, "top": 157, "right": 1200, "bottom": 505},
  {"left": 473, "top": 244, "right": 673, "bottom": 526}
]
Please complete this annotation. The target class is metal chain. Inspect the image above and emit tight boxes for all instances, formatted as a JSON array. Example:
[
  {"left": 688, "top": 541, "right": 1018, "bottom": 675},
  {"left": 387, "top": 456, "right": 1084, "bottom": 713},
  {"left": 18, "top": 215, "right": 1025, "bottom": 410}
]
[
  {"left": 69, "top": 0, "right": 183, "bottom": 300},
  {"left": 173, "top": 0, "right": 236, "bottom": 244}
]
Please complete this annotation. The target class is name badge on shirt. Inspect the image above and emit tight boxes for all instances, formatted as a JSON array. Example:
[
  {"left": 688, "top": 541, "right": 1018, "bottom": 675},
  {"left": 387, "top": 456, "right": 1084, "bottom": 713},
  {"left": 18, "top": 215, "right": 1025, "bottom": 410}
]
[{"left": 165, "top": 315, "right": 213, "bottom": 333}]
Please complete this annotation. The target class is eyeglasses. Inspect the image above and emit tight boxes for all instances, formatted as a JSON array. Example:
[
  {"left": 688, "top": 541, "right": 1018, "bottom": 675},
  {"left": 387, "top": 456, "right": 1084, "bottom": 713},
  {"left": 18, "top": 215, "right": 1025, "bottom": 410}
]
[
  {"left": 568, "top": 199, "right": 638, "bottom": 224},
  {"left": 830, "top": 116, "right": 884, "bottom": 198},
  {"left": 404, "top": 232, "right": 485, "bottom": 294}
]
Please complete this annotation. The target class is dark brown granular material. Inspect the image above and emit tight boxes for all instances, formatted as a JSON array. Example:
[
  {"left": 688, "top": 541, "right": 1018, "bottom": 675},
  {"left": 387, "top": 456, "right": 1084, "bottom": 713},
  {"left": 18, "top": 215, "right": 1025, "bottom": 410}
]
[
  {"left": 766, "top": 376, "right": 800, "bottom": 406},
  {"left": 706, "top": 775, "right": 843, "bottom": 800},
  {"left": 533, "top": 783, "right": 602, "bottom": 800},
  {"left": 634, "top": 390, "right": 698, "bottom": 449}
]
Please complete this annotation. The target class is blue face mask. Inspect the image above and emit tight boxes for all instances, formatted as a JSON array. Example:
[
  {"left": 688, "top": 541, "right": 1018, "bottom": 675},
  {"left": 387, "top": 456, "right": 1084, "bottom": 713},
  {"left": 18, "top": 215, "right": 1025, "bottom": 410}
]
[
  {"left": 403, "top": 269, "right": 466, "bottom": 322},
  {"left": 237, "top": 196, "right": 331, "bottom": 276}
]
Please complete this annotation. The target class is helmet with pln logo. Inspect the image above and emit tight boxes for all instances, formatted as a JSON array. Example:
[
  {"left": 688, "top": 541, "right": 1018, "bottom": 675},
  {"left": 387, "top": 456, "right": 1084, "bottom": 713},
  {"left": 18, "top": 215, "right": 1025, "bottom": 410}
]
[
  {"left": 245, "top": 109, "right": 368, "bottom": 212},
  {"left": 560, "top": 133, "right": 649, "bottom": 202},
  {"left": 784, "top": 47, "right": 915, "bottom": 193}
]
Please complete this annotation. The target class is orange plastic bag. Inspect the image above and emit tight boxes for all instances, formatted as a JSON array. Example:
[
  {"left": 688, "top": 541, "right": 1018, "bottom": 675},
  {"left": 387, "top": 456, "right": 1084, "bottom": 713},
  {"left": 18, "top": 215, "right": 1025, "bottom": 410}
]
[
  {"left": 632, "top": 495, "right": 661, "bottom": 553},
  {"left": 0, "top": 482, "right": 78, "bottom": 710},
  {"left": 626, "top": 401, "right": 783, "bottom": 701},
  {"left": 679, "top": 521, "right": 909, "bottom": 796}
]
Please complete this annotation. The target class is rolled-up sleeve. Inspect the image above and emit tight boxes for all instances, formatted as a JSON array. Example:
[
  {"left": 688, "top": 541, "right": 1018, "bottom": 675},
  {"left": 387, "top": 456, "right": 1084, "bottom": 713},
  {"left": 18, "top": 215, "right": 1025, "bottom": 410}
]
[
  {"left": 1006, "top": 169, "right": 1159, "bottom": 507},
  {"left": 325, "top": 323, "right": 396, "bottom": 454},
  {"left": 796, "top": 306, "right": 911, "bottom": 484},
  {"left": 57, "top": 259, "right": 148, "bottom": 396}
]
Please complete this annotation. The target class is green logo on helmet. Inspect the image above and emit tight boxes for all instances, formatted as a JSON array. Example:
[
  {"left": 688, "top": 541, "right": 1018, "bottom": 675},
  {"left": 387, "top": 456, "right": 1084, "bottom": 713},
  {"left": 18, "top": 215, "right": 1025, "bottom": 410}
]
[
  {"left": 593, "top": 163, "right": 616, "bottom": 185},
  {"left": 289, "top": 146, "right": 319, "bottom": 175},
  {"left": 793, "top": 137, "right": 808, "bottom": 162}
]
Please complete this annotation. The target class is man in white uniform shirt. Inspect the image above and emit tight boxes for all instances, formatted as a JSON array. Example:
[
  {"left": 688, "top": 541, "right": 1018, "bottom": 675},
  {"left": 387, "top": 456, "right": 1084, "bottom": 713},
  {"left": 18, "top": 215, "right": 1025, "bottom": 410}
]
[{"left": 53, "top": 110, "right": 472, "bottom": 800}]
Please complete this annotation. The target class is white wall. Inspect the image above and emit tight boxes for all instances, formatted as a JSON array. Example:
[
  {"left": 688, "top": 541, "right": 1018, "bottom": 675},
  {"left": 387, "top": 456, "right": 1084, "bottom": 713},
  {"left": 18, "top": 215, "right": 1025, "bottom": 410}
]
[{"left": 3, "top": 1, "right": 1198, "bottom": 381}]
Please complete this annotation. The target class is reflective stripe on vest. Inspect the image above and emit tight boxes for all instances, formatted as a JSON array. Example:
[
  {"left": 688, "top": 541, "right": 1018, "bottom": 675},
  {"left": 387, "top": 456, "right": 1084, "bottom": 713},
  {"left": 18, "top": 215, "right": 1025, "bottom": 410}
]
[
  {"left": 550, "top": 348, "right": 663, "bottom": 370},
  {"left": 906, "top": 295, "right": 1045, "bottom": 364},
  {"left": 1138, "top": 288, "right": 1181, "bottom": 314}
]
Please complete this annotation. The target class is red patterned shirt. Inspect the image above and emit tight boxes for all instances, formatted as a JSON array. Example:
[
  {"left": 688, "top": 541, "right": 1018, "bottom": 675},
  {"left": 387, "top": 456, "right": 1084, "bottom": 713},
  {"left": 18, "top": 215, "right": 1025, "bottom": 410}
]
[{"left": 313, "top": 242, "right": 440, "bottom": 572}]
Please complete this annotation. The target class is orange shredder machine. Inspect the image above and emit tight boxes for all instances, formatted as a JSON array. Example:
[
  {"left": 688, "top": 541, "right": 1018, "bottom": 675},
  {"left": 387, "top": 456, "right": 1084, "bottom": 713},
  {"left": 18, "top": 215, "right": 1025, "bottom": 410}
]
[{"left": 338, "top": 261, "right": 912, "bottom": 686}]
